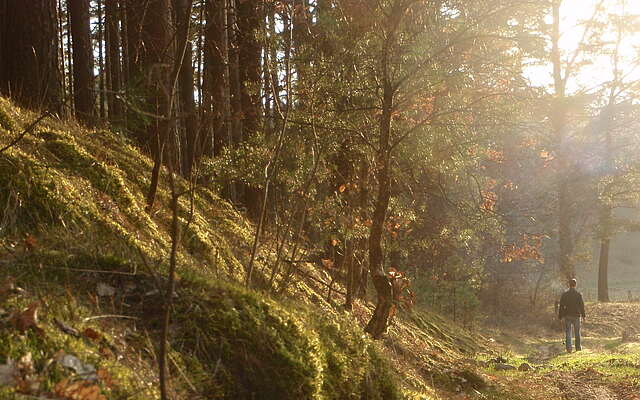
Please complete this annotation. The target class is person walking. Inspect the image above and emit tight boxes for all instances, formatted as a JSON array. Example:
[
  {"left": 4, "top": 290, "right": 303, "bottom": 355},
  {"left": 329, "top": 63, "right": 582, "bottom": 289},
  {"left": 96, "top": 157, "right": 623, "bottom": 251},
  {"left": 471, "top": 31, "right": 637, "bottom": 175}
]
[{"left": 558, "top": 278, "right": 586, "bottom": 353}]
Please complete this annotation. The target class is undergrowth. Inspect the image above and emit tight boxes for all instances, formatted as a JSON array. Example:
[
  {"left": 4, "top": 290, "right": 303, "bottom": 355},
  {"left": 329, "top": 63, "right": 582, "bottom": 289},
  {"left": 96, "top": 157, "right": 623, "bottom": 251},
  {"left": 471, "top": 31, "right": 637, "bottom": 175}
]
[{"left": 0, "top": 97, "right": 503, "bottom": 399}]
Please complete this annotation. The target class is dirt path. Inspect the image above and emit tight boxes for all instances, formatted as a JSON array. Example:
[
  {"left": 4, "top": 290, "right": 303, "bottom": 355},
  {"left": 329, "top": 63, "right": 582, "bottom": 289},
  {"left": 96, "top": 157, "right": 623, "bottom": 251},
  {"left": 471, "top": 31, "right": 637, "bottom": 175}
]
[{"left": 485, "top": 303, "right": 640, "bottom": 400}]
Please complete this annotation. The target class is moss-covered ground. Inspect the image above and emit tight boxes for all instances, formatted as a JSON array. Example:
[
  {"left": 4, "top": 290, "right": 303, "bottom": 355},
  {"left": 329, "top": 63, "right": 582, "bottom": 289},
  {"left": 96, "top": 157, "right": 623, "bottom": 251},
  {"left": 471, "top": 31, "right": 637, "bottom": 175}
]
[{"left": 0, "top": 97, "right": 525, "bottom": 399}]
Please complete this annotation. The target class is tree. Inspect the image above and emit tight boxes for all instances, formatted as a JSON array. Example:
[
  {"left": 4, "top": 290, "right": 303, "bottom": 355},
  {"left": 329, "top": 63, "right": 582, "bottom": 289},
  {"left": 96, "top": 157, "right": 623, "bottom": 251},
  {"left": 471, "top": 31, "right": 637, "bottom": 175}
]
[
  {"left": 68, "top": 0, "right": 95, "bottom": 122},
  {"left": 201, "top": 0, "right": 230, "bottom": 158},
  {"left": 139, "top": 0, "right": 173, "bottom": 211},
  {"left": 0, "top": 0, "right": 61, "bottom": 110},
  {"left": 174, "top": 0, "right": 198, "bottom": 176},
  {"left": 105, "top": 0, "right": 123, "bottom": 122}
]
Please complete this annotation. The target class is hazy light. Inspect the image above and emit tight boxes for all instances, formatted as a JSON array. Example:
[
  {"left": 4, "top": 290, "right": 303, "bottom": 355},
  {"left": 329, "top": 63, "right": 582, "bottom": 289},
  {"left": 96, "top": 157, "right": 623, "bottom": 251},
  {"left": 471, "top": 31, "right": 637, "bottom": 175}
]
[{"left": 526, "top": 0, "right": 640, "bottom": 94}]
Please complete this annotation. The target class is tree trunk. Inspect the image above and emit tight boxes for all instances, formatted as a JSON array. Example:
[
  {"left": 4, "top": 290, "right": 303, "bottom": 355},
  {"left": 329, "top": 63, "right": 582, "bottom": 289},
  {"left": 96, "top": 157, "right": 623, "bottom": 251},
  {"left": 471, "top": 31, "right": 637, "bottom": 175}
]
[
  {"left": 365, "top": 74, "right": 394, "bottom": 340},
  {"left": 69, "top": 0, "right": 95, "bottom": 123},
  {"left": 142, "top": 0, "right": 172, "bottom": 211},
  {"left": 201, "top": 0, "right": 228, "bottom": 158},
  {"left": 550, "top": 0, "right": 574, "bottom": 280},
  {"left": 227, "top": 0, "right": 243, "bottom": 147},
  {"left": 236, "top": 0, "right": 261, "bottom": 136},
  {"left": 105, "top": 0, "right": 123, "bottom": 122},
  {"left": 0, "top": 0, "right": 61, "bottom": 111},
  {"left": 597, "top": 236, "right": 610, "bottom": 302},
  {"left": 174, "top": 0, "right": 198, "bottom": 177}
]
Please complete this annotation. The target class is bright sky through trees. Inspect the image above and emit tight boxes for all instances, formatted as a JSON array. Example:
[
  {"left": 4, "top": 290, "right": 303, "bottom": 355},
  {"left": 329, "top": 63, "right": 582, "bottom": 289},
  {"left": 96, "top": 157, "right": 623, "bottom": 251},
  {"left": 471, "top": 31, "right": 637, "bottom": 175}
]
[{"left": 527, "top": 0, "right": 640, "bottom": 94}]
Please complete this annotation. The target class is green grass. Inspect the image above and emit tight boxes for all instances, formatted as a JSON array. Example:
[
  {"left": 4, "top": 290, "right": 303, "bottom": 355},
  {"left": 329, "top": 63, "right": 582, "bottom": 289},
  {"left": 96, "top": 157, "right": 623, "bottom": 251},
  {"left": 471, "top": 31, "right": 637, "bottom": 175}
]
[{"left": 0, "top": 96, "right": 504, "bottom": 399}]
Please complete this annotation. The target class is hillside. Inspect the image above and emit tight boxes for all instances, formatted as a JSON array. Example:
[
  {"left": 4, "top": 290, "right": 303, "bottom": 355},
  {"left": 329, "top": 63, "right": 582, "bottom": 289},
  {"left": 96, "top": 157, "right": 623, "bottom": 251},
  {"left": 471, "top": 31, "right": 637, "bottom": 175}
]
[{"left": 0, "top": 98, "right": 527, "bottom": 399}]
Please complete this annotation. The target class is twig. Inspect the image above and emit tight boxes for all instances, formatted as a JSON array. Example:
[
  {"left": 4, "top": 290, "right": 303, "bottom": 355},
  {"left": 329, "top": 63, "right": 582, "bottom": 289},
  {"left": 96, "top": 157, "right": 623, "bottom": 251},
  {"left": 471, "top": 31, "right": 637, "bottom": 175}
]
[
  {"left": 83, "top": 314, "right": 139, "bottom": 322},
  {"left": 0, "top": 109, "right": 53, "bottom": 154}
]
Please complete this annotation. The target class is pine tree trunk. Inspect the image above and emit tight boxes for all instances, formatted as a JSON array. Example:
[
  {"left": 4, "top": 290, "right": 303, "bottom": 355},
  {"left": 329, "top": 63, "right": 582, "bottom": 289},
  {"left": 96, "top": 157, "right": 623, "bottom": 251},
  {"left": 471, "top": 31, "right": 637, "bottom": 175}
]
[
  {"left": 550, "top": 0, "right": 574, "bottom": 280},
  {"left": 105, "top": 0, "right": 123, "bottom": 122},
  {"left": 202, "top": 0, "right": 229, "bottom": 157},
  {"left": 174, "top": 0, "right": 198, "bottom": 177},
  {"left": 237, "top": 0, "right": 261, "bottom": 136},
  {"left": 0, "top": 0, "right": 61, "bottom": 110},
  {"left": 142, "top": 0, "right": 172, "bottom": 211},
  {"left": 597, "top": 236, "right": 610, "bottom": 302},
  {"left": 69, "top": 0, "right": 95, "bottom": 123}
]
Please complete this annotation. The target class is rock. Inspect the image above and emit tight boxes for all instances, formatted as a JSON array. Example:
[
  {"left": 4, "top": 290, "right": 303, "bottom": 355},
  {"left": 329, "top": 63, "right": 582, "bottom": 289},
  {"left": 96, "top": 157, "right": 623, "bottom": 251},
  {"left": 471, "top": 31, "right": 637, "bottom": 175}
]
[
  {"left": 458, "top": 369, "right": 487, "bottom": 389},
  {"left": 518, "top": 363, "right": 533, "bottom": 371},
  {"left": 0, "top": 360, "right": 17, "bottom": 386},
  {"left": 96, "top": 282, "right": 116, "bottom": 297},
  {"left": 494, "top": 363, "right": 516, "bottom": 371},
  {"left": 56, "top": 353, "right": 98, "bottom": 381}
]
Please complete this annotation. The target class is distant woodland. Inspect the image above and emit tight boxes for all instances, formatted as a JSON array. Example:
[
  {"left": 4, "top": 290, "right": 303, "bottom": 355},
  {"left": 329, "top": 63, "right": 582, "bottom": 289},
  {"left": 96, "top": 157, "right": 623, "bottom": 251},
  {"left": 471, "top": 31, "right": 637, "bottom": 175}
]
[{"left": 2, "top": 0, "right": 640, "bottom": 339}]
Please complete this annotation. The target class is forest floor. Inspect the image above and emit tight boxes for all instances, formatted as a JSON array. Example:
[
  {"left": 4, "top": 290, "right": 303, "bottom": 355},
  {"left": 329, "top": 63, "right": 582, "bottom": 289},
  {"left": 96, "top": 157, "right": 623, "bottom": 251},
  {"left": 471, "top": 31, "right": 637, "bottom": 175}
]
[{"left": 473, "top": 302, "right": 640, "bottom": 400}]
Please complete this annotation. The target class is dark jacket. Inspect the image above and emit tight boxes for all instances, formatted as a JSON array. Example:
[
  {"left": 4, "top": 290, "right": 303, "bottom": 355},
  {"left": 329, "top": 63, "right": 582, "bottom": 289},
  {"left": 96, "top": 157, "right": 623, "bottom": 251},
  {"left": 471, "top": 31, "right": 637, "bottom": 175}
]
[{"left": 558, "top": 288, "right": 585, "bottom": 319}]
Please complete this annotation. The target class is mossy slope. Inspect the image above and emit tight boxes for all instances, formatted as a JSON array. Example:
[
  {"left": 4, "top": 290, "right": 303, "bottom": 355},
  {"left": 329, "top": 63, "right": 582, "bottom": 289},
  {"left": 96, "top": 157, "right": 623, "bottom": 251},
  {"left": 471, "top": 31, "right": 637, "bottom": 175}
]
[{"left": 0, "top": 97, "right": 490, "bottom": 399}]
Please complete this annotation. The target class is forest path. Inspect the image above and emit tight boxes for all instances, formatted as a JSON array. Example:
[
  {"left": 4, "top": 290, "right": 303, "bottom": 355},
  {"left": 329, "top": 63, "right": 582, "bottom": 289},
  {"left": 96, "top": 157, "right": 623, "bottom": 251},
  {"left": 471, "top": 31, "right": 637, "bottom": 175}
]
[{"left": 482, "top": 302, "right": 640, "bottom": 400}]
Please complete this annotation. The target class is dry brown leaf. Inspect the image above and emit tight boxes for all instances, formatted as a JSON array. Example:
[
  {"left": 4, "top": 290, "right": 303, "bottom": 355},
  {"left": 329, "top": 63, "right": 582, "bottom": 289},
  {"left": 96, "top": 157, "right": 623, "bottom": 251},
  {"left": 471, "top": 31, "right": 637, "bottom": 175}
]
[
  {"left": 82, "top": 328, "right": 101, "bottom": 342},
  {"left": 54, "top": 378, "right": 106, "bottom": 400},
  {"left": 98, "top": 346, "right": 113, "bottom": 359},
  {"left": 96, "top": 368, "right": 114, "bottom": 388},
  {"left": 12, "top": 302, "right": 44, "bottom": 336},
  {"left": 23, "top": 234, "right": 38, "bottom": 251},
  {"left": 321, "top": 259, "right": 335, "bottom": 269}
]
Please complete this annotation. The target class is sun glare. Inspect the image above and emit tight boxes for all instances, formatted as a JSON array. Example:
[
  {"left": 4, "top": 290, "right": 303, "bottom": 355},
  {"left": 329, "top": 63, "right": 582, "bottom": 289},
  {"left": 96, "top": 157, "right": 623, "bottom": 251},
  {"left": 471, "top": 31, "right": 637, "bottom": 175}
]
[{"left": 527, "top": 0, "right": 640, "bottom": 92}]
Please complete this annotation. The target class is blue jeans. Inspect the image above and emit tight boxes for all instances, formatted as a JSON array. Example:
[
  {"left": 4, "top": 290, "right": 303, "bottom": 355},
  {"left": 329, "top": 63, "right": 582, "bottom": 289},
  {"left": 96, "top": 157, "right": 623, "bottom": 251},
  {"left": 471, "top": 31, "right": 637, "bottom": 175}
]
[{"left": 564, "top": 316, "right": 581, "bottom": 351}]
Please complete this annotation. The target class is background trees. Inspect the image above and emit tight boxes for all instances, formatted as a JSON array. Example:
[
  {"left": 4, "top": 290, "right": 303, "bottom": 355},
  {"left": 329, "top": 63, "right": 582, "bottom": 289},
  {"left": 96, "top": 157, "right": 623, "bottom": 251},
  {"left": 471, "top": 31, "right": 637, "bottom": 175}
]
[{"left": 1, "top": 0, "right": 640, "bottom": 337}]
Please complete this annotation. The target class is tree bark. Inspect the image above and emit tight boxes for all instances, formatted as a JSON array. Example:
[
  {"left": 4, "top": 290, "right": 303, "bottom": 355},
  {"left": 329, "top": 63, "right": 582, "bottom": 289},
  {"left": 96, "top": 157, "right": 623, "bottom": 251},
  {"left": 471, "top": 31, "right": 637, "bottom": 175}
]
[
  {"left": 105, "top": 0, "right": 123, "bottom": 122},
  {"left": 236, "top": 0, "right": 261, "bottom": 136},
  {"left": 141, "top": 0, "right": 172, "bottom": 211},
  {"left": 0, "top": 0, "right": 61, "bottom": 111},
  {"left": 597, "top": 235, "right": 610, "bottom": 302},
  {"left": 69, "top": 0, "right": 95, "bottom": 123},
  {"left": 202, "top": 0, "right": 228, "bottom": 158},
  {"left": 365, "top": 72, "right": 394, "bottom": 340},
  {"left": 174, "top": 0, "right": 198, "bottom": 177},
  {"left": 550, "top": 0, "right": 574, "bottom": 280}
]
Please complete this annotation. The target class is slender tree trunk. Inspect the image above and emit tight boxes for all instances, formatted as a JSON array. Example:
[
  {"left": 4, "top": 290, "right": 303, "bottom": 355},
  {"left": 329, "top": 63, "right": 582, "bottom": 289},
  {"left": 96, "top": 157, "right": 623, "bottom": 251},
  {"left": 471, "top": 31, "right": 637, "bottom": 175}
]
[
  {"left": 365, "top": 74, "right": 394, "bottom": 340},
  {"left": 227, "top": 0, "right": 243, "bottom": 147},
  {"left": 69, "top": 0, "right": 95, "bottom": 123},
  {"left": 202, "top": 0, "right": 229, "bottom": 157},
  {"left": 0, "top": 0, "right": 61, "bottom": 110},
  {"left": 105, "top": 0, "right": 123, "bottom": 122},
  {"left": 550, "top": 0, "right": 574, "bottom": 280},
  {"left": 597, "top": 235, "right": 610, "bottom": 302},
  {"left": 97, "top": 0, "right": 106, "bottom": 119},
  {"left": 237, "top": 0, "right": 261, "bottom": 136},
  {"left": 174, "top": 0, "right": 198, "bottom": 177},
  {"left": 142, "top": 0, "right": 173, "bottom": 211}
]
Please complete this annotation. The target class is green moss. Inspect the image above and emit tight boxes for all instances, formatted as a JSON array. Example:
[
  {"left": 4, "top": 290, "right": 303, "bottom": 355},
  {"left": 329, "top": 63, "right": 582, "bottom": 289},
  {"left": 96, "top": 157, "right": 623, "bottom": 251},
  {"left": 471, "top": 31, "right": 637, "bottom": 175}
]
[
  {"left": 173, "top": 284, "right": 323, "bottom": 399},
  {"left": 0, "top": 103, "right": 15, "bottom": 132}
]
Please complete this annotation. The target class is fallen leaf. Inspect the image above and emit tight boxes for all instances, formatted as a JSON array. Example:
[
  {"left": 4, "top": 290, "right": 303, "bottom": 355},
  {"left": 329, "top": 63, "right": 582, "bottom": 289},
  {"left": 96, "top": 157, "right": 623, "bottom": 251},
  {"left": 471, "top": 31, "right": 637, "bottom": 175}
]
[
  {"left": 321, "top": 259, "right": 335, "bottom": 269},
  {"left": 23, "top": 234, "right": 37, "bottom": 251},
  {"left": 96, "top": 368, "right": 114, "bottom": 388},
  {"left": 54, "top": 378, "right": 106, "bottom": 400},
  {"left": 12, "top": 302, "right": 44, "bottom": 336},
  {"left": 82, "top": 328, "right": 101, "bottom": 342}
]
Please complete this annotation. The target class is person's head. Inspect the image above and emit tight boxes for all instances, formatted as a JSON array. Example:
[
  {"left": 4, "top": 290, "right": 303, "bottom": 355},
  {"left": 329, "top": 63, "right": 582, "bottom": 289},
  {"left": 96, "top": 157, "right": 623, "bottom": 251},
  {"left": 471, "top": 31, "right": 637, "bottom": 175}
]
[{"left": 569, "top": 278, "right": 577, "bottom": 288}]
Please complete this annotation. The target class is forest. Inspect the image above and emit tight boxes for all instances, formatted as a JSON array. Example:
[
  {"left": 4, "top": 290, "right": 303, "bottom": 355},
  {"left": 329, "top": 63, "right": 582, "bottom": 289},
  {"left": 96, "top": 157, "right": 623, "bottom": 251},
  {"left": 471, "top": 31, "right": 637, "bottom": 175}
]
[{"left": 1, "top": 0, "right": 640, "bottom": 399}]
